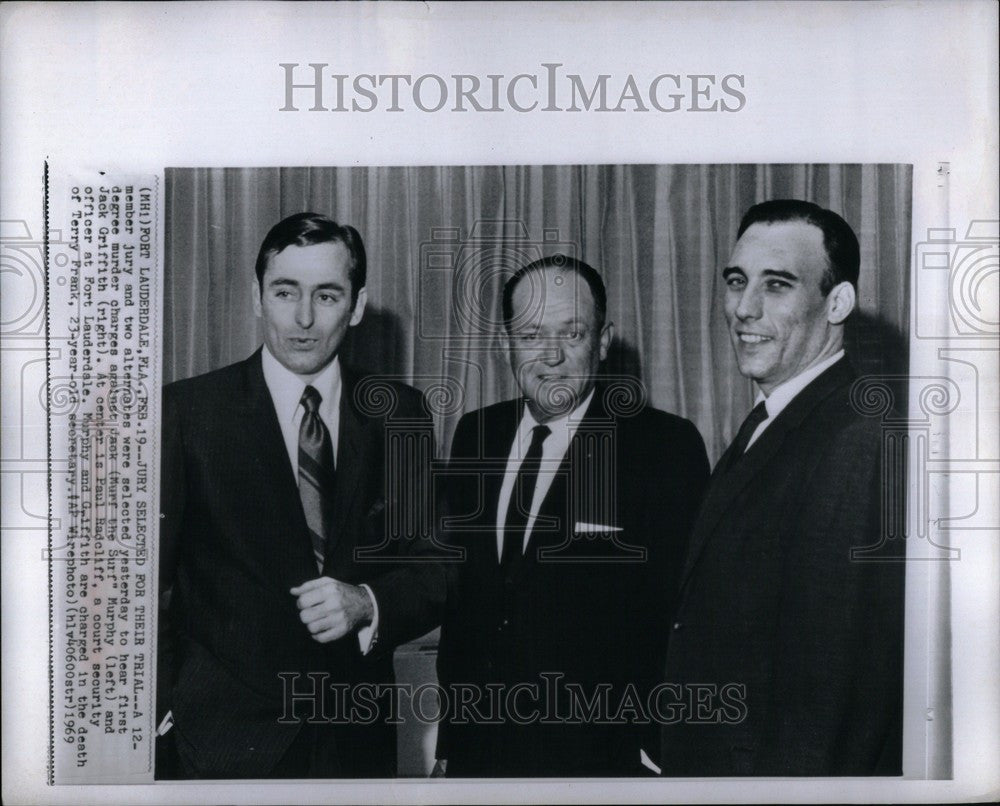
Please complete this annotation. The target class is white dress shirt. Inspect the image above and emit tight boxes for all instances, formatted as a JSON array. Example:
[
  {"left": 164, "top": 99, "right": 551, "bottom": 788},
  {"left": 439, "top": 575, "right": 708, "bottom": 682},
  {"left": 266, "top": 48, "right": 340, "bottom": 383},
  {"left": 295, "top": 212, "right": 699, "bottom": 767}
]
[
  {"left": 744, "top": 349, "right": 845, "bottom": 451},
  {"left": 495, "top": 387, "right": 596, "bottom": 560},
  {"left": 261, "top": 346, "right": 378, "bottom": 653}
]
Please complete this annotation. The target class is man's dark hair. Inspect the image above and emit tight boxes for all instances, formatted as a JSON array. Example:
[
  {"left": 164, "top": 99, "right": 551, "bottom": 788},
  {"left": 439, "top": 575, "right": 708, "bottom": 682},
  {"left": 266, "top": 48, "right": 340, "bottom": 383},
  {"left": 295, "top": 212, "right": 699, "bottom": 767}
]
[
  {"left": 254, "top": 212, "right": 367, "bottom": 303},
  {"left": 737, "top": 199, "right": 860, "bottom": 294},
  {"left": 501, "top": 254, "right": 608, "bottom": 332}
]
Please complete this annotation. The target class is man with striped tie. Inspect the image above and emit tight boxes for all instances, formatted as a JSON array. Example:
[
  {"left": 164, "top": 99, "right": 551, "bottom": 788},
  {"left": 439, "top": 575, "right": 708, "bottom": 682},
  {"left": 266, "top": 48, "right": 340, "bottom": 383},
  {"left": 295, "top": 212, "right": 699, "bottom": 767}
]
[{"left": 157, "top": 213, "right": 444, "bottom": 778}]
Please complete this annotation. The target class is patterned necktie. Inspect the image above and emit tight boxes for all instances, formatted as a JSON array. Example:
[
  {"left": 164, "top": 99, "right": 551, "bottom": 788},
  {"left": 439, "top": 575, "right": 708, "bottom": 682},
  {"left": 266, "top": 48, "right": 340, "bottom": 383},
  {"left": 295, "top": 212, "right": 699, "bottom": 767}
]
[
  {"left": 501, "top": 424, "right": 551, "bottom": 564},
  {"left": 724, "top": 400, "right": 769, "bottom": 472},
  {"left": 298, "top": 385, "right": 335, "bottom": 570}
]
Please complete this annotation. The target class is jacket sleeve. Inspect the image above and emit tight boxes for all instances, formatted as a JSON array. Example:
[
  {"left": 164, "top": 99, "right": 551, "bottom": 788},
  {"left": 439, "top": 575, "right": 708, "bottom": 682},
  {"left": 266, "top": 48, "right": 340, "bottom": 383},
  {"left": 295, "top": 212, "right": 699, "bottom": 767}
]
[
  {"left": 429, "top": 410, "right": 478, "bottom": 760},
  {"left": 635, "top": 414, "right": 710, "bottom": 641},
  {"left": 360, "top": 387, "right": 453, "bottom": 656},
  {"left": 635, "top": 415, "right": 710, "bottom": 764}
]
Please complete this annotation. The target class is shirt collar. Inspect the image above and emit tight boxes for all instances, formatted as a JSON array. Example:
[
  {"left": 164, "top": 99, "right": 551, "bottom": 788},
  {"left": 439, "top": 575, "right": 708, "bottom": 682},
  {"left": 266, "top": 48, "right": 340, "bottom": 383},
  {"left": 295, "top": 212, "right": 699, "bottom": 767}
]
[
  {"left": 261, "top": 345, "right": 342, "bottom": 425},
  {"left": 755, "top": 349, "right": 845, "bottom": 419},
  {"left": 518, "top": 386, "right": 597, "bottom": 445}
]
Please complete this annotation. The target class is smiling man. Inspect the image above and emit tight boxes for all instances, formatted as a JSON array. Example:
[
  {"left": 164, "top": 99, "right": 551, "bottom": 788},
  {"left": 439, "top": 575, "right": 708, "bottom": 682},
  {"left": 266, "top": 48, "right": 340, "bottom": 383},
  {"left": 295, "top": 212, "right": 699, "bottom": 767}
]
[
  {"left": 435, "top": 255, "right": 709, "bottom": 777},
  {"left": 157, "top": 212, "right": 444, "bottom": 778},
  {"left": 659, "top": 200, "right": 905, "bottom": 776}
]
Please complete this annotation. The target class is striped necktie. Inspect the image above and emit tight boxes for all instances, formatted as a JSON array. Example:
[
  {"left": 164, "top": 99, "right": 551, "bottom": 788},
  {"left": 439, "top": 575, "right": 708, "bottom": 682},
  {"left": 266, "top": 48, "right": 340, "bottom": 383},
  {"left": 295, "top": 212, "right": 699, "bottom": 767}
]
[{"left": 299, "top": 385, "right": 335, "bottom": 570}]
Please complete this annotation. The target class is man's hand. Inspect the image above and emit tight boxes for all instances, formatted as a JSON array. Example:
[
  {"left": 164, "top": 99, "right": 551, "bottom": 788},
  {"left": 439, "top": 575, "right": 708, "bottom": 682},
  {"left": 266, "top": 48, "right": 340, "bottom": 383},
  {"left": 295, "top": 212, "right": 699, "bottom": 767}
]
[{"left": 290, "top": 577, "right": 374, "bottom": 643}]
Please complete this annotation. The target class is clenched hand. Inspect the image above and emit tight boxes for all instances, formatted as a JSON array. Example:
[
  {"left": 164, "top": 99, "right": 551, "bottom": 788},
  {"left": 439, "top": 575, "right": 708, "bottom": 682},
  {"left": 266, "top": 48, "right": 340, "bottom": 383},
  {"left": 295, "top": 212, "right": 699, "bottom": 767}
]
[{"left": 290, "top": 577, "right": 374, "bottom": 643}]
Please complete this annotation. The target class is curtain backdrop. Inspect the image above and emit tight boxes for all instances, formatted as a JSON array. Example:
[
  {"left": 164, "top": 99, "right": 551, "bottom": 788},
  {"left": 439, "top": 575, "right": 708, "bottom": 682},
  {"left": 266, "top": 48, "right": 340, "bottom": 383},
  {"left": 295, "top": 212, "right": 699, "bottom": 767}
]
[{"left": 164, "top": 164, "right": 911, "bottom": 463}]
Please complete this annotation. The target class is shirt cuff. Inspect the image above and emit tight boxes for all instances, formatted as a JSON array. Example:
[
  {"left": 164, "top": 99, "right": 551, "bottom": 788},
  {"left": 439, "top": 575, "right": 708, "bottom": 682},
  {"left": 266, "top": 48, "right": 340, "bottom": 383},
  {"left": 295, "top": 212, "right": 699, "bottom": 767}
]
[
  {"left": 640, "top": 748, "right": 662, "bottom": 775},
  {"left": 357, "top": 583, "right": 379, "bottom": 655}
]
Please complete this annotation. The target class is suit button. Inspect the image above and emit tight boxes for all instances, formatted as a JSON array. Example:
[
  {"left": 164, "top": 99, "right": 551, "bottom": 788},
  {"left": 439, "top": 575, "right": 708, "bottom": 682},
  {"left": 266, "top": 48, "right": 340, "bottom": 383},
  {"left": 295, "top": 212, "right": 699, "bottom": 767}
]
[{"left": 672, "top": 622, "right": 683, "bottom": 631}]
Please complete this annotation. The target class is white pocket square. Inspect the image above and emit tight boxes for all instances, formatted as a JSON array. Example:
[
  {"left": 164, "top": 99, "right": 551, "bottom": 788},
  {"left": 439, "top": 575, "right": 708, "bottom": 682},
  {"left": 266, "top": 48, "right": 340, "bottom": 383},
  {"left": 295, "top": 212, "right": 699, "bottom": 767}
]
[{"left": 574, "top": 521, "right": 623, "bottom": 533}]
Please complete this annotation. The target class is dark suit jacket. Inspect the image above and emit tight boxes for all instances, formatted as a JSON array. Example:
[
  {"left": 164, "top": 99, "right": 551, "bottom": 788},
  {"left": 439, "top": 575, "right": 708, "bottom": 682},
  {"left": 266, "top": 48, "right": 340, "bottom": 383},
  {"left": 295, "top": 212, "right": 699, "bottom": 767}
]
[
  {"left": 660, "top": 358, "right": 905, "bottom": 776},
  {"left": 158, "top": 349, "right": 445, "bottom": 778},
  {"left": 437, "top": 386, "right": 709, "bottom": 777}
]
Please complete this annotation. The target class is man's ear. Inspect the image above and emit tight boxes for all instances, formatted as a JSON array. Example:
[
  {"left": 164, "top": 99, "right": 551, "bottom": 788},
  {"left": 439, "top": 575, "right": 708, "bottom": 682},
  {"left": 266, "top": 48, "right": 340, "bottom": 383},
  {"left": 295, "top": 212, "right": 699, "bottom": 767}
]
[
  {"left": 349, "top": 287, "right": 367, "bottom": 327},
  {"left": 598, "top": 321, "right": 615, "bottom": 362},
  {"left": 252, "top": 278, "right": 262, "bottom": 318},
  {"left": 498, "top": 327, "right": 512, "bottom": 357},
  {"left": 826, "top": 281, "right": 856, "bottom": 325}
]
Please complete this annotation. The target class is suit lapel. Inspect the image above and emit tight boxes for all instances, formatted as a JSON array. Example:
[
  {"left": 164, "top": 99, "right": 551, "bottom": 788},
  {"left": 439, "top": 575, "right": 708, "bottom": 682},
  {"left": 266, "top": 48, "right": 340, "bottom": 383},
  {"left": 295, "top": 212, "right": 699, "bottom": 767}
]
[
  {"left": 679, "top": 359, "right": 856, "bottom": 588},
  {"left": 480, "top": 399, "right": 527, "bottom": 567},
  {"left": 523, "top": 387, "right": 612, "bottom": 564},
  {"left": 324, "top": 368, "right": 366, "bottom": 573},
  {"left": 521, "top": 450, "right": 570, "bottom": 565},
  {"left": 239, "top": 350, "right": 319, "bottom": 587},
  {"left": 487, "top": 407, "right": 517, "bottom": 563}
]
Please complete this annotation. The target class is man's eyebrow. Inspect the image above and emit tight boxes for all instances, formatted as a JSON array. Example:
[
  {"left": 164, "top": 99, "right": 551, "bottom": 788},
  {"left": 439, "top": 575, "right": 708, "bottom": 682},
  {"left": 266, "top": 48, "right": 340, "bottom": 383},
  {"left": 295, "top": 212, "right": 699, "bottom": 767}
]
[
  {"left": 266, "top": 277, "right": 347, "bottom": 291},
  {"left": 762, "top": 269, "right": 798, "bottom": 282},
  {"left": 721, "top": 266, "right": 799, "bottom": 282}
]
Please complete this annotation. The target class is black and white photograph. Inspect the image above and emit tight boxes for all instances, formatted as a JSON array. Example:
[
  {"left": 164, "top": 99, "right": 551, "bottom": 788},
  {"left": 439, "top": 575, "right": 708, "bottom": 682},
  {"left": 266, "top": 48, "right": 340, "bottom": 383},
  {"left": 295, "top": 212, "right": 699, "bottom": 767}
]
[
  {"left": 156, "top": 164, "right": 912, "bottom": 780},
  {"left": 0, "top": 2, "right": 997, "bottom": 804}
]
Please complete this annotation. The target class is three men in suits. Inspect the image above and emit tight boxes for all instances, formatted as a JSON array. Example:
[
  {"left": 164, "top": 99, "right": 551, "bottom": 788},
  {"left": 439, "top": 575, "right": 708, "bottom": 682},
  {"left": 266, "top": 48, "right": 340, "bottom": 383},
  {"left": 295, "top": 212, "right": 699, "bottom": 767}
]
[
  {"left": 157, "top": 213, "right": 444, "bottom": 778},
  {"left": 660, "top": 200, "right": 905, "bottom": 776},
  {"left": 436, "top": 255, "right": 710, "bottom": 777}
]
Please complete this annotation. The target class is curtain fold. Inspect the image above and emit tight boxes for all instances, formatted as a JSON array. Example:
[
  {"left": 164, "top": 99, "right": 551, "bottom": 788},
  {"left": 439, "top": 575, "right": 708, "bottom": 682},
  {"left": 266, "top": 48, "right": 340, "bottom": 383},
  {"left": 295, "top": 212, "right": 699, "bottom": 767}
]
[{"left": 164, "top": 164, "right": 911, "bottom": 463}]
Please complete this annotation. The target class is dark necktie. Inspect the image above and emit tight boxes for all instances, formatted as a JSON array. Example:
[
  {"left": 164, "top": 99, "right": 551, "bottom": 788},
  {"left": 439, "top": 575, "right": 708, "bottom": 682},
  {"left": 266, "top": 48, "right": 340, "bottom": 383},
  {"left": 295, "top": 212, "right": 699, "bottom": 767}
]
[
  {"left": 298, "top": 385, "right": 336, "bottom": 570},
  {"left": 501, "top": 424, "right": 551, "bottom": 564},
  {"left": 724, "top": 400, "right": 769, "bottom": 472}
]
